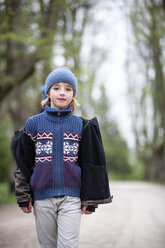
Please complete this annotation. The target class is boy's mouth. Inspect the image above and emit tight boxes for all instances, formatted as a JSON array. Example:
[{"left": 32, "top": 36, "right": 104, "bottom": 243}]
[{"left": 57, "top": 98, "right": 65, "bottom": 101}]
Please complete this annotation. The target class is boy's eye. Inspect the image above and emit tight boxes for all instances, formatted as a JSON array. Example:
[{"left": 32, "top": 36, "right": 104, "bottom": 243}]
[
  {"left": 66, "top": 88, "right": 72, "bottom": 91},
  {"left": 53, "top": 87, "right": 59, "bottom": 90}
]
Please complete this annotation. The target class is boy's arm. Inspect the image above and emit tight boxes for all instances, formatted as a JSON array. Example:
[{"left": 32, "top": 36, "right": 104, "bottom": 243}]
[{"left": 14, "top": 167, "right": 33, "bottom": 210}]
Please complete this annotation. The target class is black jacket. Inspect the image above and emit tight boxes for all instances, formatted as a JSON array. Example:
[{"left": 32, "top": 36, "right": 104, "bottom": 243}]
[
  {"left": 80, "top": 117, "right": 112, "bottom": 206},
  {"left": 12, "top": 117, "right": 113, "bottom": 208},
  {"left": 11, "top": 129, "right": 35, "bottom": 182}
]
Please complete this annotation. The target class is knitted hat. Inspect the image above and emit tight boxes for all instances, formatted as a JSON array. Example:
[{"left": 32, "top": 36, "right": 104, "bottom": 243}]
[
  {"left": 45, "top": 67, "right": 77, "bottom": 95},
  {"left": 40, "top": 85, "right": 47, "bottom": 100}
]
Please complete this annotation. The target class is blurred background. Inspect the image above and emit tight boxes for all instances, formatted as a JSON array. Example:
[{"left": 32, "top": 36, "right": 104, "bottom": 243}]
[{"left": 0, "top": 0, "right": 165, "bottom": 203}]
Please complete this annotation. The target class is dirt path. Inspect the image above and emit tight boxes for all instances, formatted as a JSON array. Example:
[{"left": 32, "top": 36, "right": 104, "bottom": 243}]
[{"left": 0, "top": 182, "right": 165, "bottom": 248}]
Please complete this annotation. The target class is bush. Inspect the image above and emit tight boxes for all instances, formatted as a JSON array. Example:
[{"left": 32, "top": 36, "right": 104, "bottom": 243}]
[
  {"left": 0, "top": 129, "right": 11, "bottom": 182},
  {"left": 0, "top": 183, "right": 16, "bottom": 204}
]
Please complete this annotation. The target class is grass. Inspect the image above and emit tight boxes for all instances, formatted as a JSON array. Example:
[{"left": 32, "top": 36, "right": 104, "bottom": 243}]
[
  {"left": 108, "top": 172, "right": 135, "bottom": 181},
  {"left": 0, "top": 183, "right": 16, "bottom": 204},
  {"left": 108, "top": 168, "right": 145, "bottom": 182}
]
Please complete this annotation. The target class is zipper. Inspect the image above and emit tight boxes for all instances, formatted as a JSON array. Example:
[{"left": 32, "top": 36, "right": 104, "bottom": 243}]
[{"left": 56, "top": 115, "right": 61, "bottom": 192}]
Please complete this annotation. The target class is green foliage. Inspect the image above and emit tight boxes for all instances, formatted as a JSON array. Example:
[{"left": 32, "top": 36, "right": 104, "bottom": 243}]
[
  {"left": 103, "top": 129, "right": 131, "bottom": 175},
  {"left": 0, "top": 122, "right": 11, "bottom": 182},
  {"left": 0, "top": 183, "right": 16, "bottom": 204},
  {"left": 108, "top": 152, "right": 145, "bottom": 181},
  {"left": 0, "top": 0, "right": 96, "bottom": 184},
  {"left": 127, "top": 0, "right": 165, "bottom": 181},
  {"left": 0, "top": 0, "right": 145, "bottom": 183},
  {"left": 93, "top": 84, "right": 132, "bottom": 176}
]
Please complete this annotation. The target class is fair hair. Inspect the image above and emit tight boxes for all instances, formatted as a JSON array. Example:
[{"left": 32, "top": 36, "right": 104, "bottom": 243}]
[{"left": 41, "top": 88, "right": 79, "bottom": 112}]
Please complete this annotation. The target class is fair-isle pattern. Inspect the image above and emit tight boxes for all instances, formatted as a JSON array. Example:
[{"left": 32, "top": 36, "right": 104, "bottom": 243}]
[
  {"left": 35, "top": 156, "right": 52, "bottom": 163},
  {"left": 28, "top": 133, "right": 37, "bottom": 141},
  {"left": 27, "top": 131, "right": 53, "bottom": 141},
  {"left": 36, "top": 141, "right": 53, "bottom": 154},
  {"left": 35, "top": 132, "right": 53, "bottom": 163},
  {"left": 64, "top": 132, "right": 81, "bottom": 141},
  {"left": 63, "top": 142, "right": 79, "bottom": 154},
  {"left": 37, "top": 131, "right": 53, "bottom": 140},
  {"left": 63, "top": 132, "right": 80, "bottom": 162},
  {"left": 63, "top": 156, "right": 78, "bottom": 163}
]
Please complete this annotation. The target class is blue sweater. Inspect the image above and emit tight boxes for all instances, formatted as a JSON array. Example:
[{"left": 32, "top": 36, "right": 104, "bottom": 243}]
[{"left": 25, "top": 104, "right": 83, "bottom": 200}]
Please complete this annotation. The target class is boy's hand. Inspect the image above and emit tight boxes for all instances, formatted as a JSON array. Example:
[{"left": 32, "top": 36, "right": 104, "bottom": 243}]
[
  {"left": 81, "top": 205, "right": 93, "bottom": 215},
  {"left": 21, "top": 201, "right": 32, "bottom": 214}
]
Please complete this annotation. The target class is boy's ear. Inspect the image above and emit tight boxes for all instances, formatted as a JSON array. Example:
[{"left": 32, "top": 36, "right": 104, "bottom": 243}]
[{"left": 47, "top": 88, "right": 51, "bottom": 98}]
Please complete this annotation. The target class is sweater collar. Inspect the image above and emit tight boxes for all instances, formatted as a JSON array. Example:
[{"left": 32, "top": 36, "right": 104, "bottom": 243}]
[{"left": 44, "top": 104, "right": 72, "bottom": 118}]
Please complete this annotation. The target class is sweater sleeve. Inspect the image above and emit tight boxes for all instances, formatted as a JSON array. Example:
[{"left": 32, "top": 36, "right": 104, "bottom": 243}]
[{"left": 25, "top": 117, "right": 37, "bottom": 141}]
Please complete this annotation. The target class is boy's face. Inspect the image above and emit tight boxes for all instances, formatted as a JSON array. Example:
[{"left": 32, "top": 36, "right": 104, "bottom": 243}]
[{"left": 47, "top": 82, "right": 74, "bottom": 110}]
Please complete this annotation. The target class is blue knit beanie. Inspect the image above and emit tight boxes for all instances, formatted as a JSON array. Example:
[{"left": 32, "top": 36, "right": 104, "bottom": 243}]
[
  {"left": 45, "top": 67, "right": 77, "bottom": 95},
  {"left": 40, "top": 85, "right": 47, "bottom": 99}
]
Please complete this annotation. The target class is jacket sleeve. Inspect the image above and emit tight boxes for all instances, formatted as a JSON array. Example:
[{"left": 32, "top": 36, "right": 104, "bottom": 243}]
[
  {"left": 11, "top": 129, "right": 35, "bottom": 182},
  {"left": 11, "top": 126, "right": 35, "bottom": 207},
  {"left": 14, "top": 167, "right": 33, "bottom": 206}
]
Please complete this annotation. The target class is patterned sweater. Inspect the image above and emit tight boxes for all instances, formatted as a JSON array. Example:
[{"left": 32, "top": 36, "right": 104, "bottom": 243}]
[{"left": 25, "top": 104, "right": 83, "bottom": 201}]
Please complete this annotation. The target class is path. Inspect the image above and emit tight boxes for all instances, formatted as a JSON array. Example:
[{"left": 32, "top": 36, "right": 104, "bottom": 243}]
[{"left": 0, "top": 182, "right": 165, "bottom": 248}]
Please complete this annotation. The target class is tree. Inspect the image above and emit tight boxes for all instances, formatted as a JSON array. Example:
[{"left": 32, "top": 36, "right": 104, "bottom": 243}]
[
  {"left": 93, "top": 84, "right": 131, "bottom": 175},
  {"left": 0, "top": 0, "right": 94, "bottom": 186},
  {"left": 0, "top": 0, "right": 67, "bottom": 117},
  {"left": 126, "top": 0, "right": 165, "bottom": 180}
]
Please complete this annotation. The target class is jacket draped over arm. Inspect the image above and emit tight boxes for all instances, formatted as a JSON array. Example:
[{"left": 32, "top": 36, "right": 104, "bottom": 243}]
[{"left": 80, "top": 117, "right": 113, "bottom": 206}]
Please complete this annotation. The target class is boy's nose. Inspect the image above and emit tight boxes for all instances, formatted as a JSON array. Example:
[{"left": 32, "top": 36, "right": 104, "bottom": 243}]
[{"left": 60, "top": 89, "right": 65, "bottom": 95}]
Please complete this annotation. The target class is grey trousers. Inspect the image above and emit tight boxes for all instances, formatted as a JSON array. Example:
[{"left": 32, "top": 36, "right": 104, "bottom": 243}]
[{"left": 34, "top": 196, "right": 81, "bottom": 248}]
